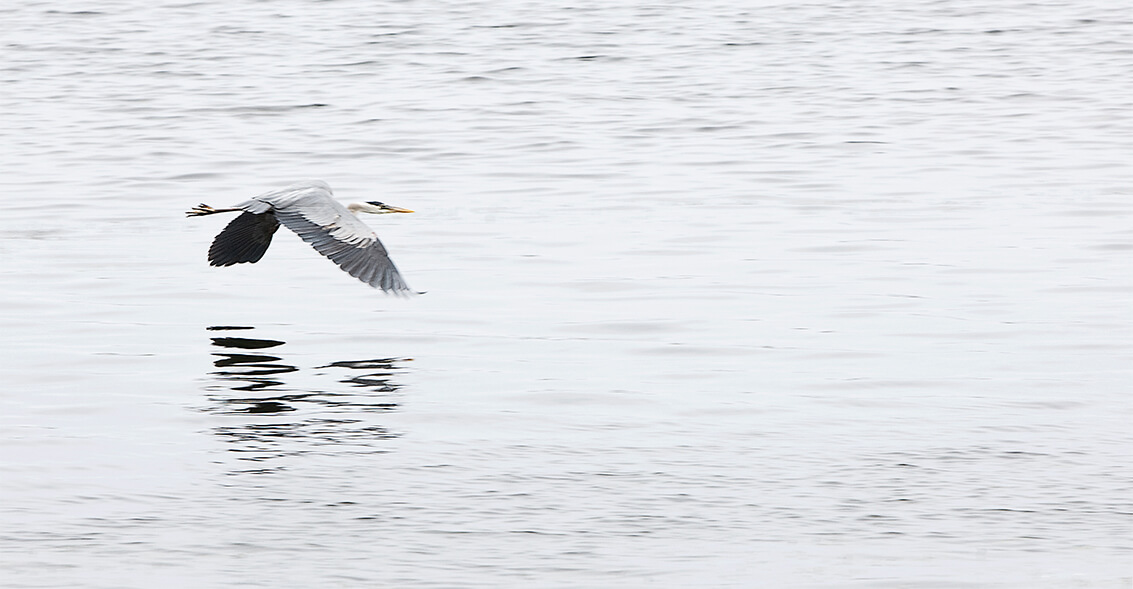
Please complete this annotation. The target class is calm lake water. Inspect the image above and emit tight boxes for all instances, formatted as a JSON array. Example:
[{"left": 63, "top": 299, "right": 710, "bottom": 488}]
[{"left": 1, "top": 1, "right": 1130, "bottom": 587}]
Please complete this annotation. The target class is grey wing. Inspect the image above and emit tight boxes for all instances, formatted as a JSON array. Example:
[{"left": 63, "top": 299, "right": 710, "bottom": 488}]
[
  {"left": 271, "top": 196, "right": 412, "bottom": 294},
  {"left": 208, "top": 212, "right": 281, "bottom": 266}
]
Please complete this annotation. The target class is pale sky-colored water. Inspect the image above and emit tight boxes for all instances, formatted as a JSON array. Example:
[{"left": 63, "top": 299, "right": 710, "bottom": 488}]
[{"left": 1, "top": 1, "right": 1130, "bottom": 587}]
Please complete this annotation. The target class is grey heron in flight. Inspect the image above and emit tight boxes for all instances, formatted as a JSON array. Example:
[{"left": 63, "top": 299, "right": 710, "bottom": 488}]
[{"left": 187, "top": 180, "right": 415, "bottom": 294}]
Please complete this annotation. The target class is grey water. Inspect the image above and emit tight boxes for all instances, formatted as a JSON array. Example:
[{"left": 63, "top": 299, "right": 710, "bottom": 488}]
[{"left": 1, "top": 1, "right": 1130, "bottom": 587}]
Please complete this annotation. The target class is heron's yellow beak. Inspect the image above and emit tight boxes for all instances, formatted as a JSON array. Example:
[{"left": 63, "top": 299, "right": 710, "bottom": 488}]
[{"left": 384, "top": 205, "right": 414, "bottom": 214}]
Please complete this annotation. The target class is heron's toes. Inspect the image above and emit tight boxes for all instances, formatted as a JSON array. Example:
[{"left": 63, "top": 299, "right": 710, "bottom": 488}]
[{"left": 186, "top": 204, "right": 215, "bottom": 217}]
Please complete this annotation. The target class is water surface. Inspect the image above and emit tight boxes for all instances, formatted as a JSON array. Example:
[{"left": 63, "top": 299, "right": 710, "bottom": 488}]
[{"left": 0, "top": 1, "right": 1130, "bottom": 587}]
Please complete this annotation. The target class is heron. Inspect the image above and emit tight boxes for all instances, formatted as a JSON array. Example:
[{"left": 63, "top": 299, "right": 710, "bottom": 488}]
[{"left": 187, "top": 180, "right": 415, "bottom": 294}]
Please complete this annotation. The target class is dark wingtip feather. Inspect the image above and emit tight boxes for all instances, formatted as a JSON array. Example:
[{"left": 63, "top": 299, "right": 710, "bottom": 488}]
[{"left": 208, "top": 212, "right": 281, "bottom": 266}]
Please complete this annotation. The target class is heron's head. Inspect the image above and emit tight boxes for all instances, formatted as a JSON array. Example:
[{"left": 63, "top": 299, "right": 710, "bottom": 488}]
[{"left": 347, "top": 201, "right": 415, "bottom": 215}]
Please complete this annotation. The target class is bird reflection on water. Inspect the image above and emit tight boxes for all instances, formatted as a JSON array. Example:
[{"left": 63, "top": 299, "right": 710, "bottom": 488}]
[
  {"left": 209, "top": 333, "right": 295, "bottom": 398},
  {"left": 203, "top": 326, "right": 408, "bottom": 472}
]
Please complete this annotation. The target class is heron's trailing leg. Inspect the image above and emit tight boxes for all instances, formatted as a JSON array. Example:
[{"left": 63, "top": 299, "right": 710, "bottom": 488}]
[{"left": 187, "top": 204, "right": 242, "bottom": 217}]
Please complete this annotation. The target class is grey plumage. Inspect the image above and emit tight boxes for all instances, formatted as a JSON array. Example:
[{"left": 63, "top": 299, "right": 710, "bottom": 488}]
[{"left": 188, "top": 180, "right": 414, "bottom": 294}]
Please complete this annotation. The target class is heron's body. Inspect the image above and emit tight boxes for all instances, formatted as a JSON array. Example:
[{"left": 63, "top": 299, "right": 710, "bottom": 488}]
[{"left": 188, "top": 180, "right": 414, "bottom": 294}]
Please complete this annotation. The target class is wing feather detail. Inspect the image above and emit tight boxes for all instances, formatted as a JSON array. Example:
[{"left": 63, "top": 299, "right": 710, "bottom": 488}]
[
  {"left": 208, "top": 212, "right": 280, "bottom": 266},
  {"left": 273, "top": 207, "right": 412, "bottom": 295}
]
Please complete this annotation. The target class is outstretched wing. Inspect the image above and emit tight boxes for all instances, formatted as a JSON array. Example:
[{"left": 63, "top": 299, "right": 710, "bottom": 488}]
[
  {"left": 208, "top": 212, "right": 280, "bottom": 266},
  {"left": 258, "top": 183, "right": 412, "bottom": 294}
]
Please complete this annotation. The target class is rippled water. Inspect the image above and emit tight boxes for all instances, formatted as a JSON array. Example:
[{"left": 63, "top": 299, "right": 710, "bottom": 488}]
[{"left": 1, "top": 1, "right": 1130, "bottom": 587}]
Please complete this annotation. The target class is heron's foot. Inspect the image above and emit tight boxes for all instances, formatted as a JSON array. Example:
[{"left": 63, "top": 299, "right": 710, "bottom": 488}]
[{"left": 187, "top": 204, "right": 216, "bottom": 217}]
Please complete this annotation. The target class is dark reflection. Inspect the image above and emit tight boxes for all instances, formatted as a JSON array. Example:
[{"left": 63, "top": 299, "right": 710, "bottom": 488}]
[
  {"left": 211, "top": 336, "right": 286, "bottom": 349},
  {"left": 321, "top": 358, "right": 402, "bottom": 391},
  {"left": 210, "top": 342, "right": 297, "bottom": 393},
  {"left": 203, "top": 326, "right": 408, "bottom": 471},
  {"left": 213, "top": 352, "right": 283, "bottom": 367}
]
